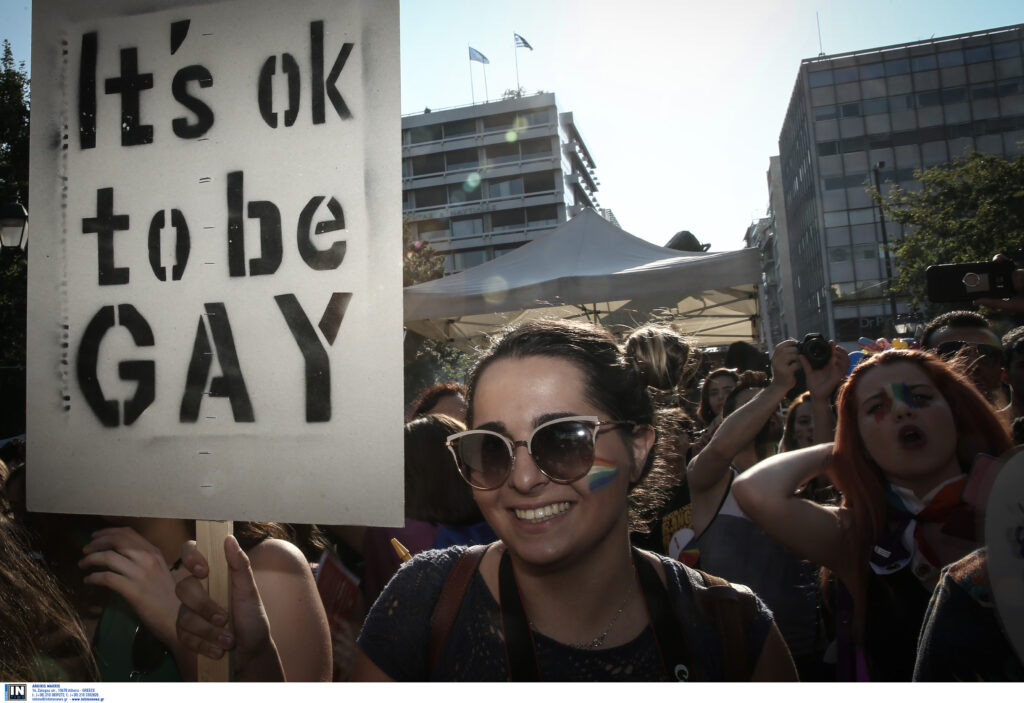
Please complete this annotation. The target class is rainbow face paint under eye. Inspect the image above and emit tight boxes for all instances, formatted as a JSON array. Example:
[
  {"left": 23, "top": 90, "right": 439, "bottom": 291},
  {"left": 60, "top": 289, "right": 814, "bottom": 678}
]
[{"left": 586, "top": 456, "right": 619, "bottom": 492}]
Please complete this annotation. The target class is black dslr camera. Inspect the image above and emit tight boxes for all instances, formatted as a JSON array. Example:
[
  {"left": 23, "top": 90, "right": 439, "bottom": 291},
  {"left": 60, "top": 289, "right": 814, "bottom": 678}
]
[{"left": 796, "top": 333, "right": 831, "bottom": 370}]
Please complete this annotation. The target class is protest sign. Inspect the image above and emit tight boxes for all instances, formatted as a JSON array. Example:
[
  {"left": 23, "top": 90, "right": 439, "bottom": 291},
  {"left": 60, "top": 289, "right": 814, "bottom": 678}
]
[{"left": 27, "top": 0, "right": 403, "bottom": 525}]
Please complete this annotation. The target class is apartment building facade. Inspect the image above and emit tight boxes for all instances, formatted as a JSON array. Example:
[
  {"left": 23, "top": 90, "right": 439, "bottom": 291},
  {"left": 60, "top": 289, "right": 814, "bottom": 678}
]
[{"left": 401, "top": 93, "right": 603, "bottom": 275}]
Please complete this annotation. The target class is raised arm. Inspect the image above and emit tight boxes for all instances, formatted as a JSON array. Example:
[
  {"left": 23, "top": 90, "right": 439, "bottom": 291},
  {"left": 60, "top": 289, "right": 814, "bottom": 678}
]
[
  {"left": 248, "top": 539, "right": 332, "bottom": 681},
  {"left": 176, "top": 537, "right": 285, "bottom": 682},
  {"left": 687, "top": 340, "right": 800, "bottom": 494},
  {"left": 803, "top": 343, "right": 849, "bottom": 446},
  {"left": 731, "top": 444, "right": 851, "bottom": 576}
]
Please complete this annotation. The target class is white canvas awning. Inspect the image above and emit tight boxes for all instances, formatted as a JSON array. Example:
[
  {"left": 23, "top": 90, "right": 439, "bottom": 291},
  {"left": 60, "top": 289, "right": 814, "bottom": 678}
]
[{"left": 403, "top": 209, "right": 762, "bottom": 351}]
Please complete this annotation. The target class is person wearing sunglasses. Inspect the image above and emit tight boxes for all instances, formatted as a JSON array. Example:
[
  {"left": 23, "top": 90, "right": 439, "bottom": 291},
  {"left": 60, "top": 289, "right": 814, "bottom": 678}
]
[
  {"left": 920, "top": 310, "right": 1006, "bottom": 406},
  {"left": 173, "top": 319, "right": 796, "bottom": 681}
]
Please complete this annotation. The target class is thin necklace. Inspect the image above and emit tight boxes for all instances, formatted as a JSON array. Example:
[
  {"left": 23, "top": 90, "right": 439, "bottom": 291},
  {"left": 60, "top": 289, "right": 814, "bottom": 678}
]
[{"left": 531, "top": 577, "right": 637, "bottom": 650}]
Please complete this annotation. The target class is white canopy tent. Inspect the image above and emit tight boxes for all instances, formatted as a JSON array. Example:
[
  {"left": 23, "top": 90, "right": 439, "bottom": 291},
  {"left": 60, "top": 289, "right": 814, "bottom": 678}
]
[{"left": 403, "top": 209, "right": 763, "bottom": 351}]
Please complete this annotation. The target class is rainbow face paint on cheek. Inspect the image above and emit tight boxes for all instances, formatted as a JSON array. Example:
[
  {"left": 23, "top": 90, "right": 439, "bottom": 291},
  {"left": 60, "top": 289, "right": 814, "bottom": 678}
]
[{"left": 586, "top": 456, "right": 619, "bottom": 492}]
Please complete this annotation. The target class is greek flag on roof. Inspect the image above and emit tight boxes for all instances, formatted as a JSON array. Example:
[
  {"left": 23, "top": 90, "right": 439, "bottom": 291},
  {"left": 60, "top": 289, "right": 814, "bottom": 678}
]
[
  {"left": 514, "top": 33, "right": 533, "bottom": 50},
  {"left": 468, "top": 46, "right": 490, "bottom": 64}
]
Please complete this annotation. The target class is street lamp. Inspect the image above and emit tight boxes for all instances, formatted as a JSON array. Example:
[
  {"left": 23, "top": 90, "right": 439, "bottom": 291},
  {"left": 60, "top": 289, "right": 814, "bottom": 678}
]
[
  {"left": 871, "top": 162, "right": 898, "bottom": 335},
  {"left": 0, "top": 203, "right": 29, "bottom": 251}
]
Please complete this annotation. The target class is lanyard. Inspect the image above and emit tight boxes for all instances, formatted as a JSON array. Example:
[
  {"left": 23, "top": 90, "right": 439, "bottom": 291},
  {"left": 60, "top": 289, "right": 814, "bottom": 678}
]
[{"left": 497, "top": 547, "right": 694, "bottom": 681}]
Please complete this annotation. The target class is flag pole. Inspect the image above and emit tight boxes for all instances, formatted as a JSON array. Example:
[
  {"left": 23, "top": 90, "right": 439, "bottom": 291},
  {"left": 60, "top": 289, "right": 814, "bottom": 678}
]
[
  {"left": 483, "top": 62, "right": 489, "bottom": 102},
  {"left": 514, "top": 34, "right": 520, "bottom": 95},
  {"left": 468, "top": 44, "right": 475, "bottom": 104}
]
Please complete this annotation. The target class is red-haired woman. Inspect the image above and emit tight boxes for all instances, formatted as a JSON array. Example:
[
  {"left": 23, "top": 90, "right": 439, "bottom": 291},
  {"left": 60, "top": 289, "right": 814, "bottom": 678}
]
[{"left": 733, "top": 348, "right": 1012, "bottom": 680}]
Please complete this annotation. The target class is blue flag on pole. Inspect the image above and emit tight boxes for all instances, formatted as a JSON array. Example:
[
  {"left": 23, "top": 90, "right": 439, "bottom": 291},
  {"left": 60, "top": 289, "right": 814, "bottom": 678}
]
[
  {"left": 514, "top": 33, "right": 533, "bottom": 50},
  {"left": 468, "top": 46, "right": 490, "bottom": 64}
]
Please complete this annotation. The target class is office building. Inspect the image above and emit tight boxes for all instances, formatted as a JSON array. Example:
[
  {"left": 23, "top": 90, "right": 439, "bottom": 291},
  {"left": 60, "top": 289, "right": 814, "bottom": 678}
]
[
  {"left": 745, "top": 156, "right": 799, "bottom": 348},
  {"left": 401, "top": 93, "right": 606, "bottom": 275},
  {"left": 777, "top": 23, "right": 1024, "bottom": 343}
]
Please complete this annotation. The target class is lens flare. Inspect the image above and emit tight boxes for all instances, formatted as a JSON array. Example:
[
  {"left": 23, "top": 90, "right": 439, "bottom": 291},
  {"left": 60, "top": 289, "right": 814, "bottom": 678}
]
[
  {"left": 482, "top": 276, "right": 509, "bottom": 305},
  {"left": 505, "top": 130, "right": 518, "bottom": 143},
  {"left": 463, "top": 172, "right": 481, "bottom": 192}
]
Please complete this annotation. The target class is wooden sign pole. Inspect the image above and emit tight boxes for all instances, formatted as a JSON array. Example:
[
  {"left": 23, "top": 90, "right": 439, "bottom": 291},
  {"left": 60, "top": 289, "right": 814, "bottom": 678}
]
[{"left": 196, "top": 519, "right": 234, "bottom": 682}]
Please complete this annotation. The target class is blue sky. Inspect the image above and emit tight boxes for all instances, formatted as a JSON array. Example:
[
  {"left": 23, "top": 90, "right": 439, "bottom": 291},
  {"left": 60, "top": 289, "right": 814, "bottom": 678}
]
[{"left": 3, "top": 0, "right": 1022, "bottom": 250}]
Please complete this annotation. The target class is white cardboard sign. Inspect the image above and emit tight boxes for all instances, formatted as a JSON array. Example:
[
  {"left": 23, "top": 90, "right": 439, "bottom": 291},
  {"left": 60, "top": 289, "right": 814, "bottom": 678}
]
[{"left": 27, "top": 0, "right": 403, "bottom": 525}]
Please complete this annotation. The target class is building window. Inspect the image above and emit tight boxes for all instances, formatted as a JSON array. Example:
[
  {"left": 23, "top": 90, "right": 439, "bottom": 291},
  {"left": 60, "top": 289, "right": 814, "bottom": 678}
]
[
  {"left": 485, "top": 142, "right": 519, "bottom": 166},
  {"left": 817, "top": 140, "right": 840, "bottom": 156},
  {"left": 840, "top": 102, "right": 861, "bottom": 117},
  {"left": 885, "top": 58, "right": 911, "bottom": 76},
  {"left": 848, "top": 208, "right": 875, "bottom": 226},
  {"left": 834, "top": 66, "right": 859, "bottom": 84},
  {"left": 452, "top": 216, "right": 483, "bottom": 238},
  {"left": 993, "top": 41, "right": 1021, "bottom": 60},
  {"left": 489, "top": 176, "right": 524, "bottom": 199},
  {"left": 859, "top": 63, "right": 884, "bottom": 80},
  {"left": 417, "top": 218, "right": 450, "bottom": 242},
  {"left": 814, "top": 105, "right": 838, "bottom": 121},
  {"left": 523, "top": 171, "right": 555, "bottom": 193},
  {"left": 829, "top": 245, "right": 851, "bottom": 262},
  {"left": 938, "top": 49, "right": 964, "bottom": 68},
  {"left": 491, "top": 209, "right": 526, "bottom": 232},
  {"left": 824, "top": 212, "right": 849, "bottom": 228},
  {"left": 408, "top": 124, "right": 442, "bottom": 144},
  {"left": 410, "top": 153, "right": 445, "bottom": 176},
  {"left": 444, "top": 119, "right": 476, "bottom": 138},
  {"left": 521, "top": 109, "right": 551, "bottom": 126},
  {"left": 483, "top": 113, "right": 516, "bottom": 132},
  {"left": 453, "top": 248, "right": 487, "bottom": 270},
  {"left": 965, "top": 46, "right": 993, "bottom": 64},
  {"left": 520, "top": 138, "right": 553, "bottom": 159},
  {"left": 862, "top": 98, "right": 889, "bottom": 115},
  {"left": 446, "top": 148, "right": 478, "bottom": 171},
  {"left": 526, "top": 204, "right": 558, "bottom": 227},
  {"left": 413, "top": 185, "right": 447, "bottom": 209},
  {"left": 449, "top": 180, "right": 481, "bottom": 205},
  {"left": 808, "top": 69, "right": 834, "bottom": 87},
  {"left": 912, "top": 54, "right": 938, "bottom": 71}
]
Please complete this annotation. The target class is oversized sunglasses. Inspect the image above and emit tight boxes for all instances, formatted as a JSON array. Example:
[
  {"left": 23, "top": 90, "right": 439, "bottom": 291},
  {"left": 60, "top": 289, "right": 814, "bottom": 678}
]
[
  {"left": 446, "top": 415, "right": 636, "bottom": 490},
  {"left": 935, "top": 340, "right": 1001, "bottom": 363}
]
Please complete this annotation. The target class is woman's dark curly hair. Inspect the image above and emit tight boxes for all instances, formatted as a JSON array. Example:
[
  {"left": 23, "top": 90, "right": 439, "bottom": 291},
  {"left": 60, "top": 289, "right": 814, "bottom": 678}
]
[{"left": 465, "top": 318, "right": 674, "bottom": 534}]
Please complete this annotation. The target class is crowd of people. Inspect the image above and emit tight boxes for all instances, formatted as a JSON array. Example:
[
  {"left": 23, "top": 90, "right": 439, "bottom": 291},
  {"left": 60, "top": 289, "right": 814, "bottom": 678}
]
[{"left": 2, "top": 258, "right": 1023, "bottom": 682}]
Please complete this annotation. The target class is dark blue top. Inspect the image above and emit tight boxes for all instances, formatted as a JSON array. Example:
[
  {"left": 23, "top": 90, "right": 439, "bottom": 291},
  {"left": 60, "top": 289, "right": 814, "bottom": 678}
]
[{"left": 357, "top": 545, "right": 774, "bottom": 681}]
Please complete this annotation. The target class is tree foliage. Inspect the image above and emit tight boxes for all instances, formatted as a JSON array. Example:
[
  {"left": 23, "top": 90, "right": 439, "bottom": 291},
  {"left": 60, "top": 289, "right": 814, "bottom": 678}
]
[
  {"left": 402, "top": 223, "right": 445, "bottom": 287},
  {"left": 869, "top": 148, "right": 1024, "bottom": 313},
  {"left": 0, "top": 39, "right": 30, "bottom": 206},
  {"left": 0, "top": 39, "right": 29, "bottom": 372}
]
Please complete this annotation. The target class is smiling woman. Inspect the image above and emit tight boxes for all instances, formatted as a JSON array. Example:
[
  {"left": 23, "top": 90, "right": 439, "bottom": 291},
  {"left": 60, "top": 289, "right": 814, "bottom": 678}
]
[
  {"left": 346, "top": 319, "right": 796, "bottom": 681},
  {"left": 173, "top": 319, "right": 797, "bottom": 681}
]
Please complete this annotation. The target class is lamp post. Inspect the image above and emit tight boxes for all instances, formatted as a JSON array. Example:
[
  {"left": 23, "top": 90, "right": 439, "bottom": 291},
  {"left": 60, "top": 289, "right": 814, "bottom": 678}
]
[
  {"left": 871, "top": 162, "right": 898, "bottom": 335},
  {"left": 0, "top": 203, "right": 29, "bottom": 251}
]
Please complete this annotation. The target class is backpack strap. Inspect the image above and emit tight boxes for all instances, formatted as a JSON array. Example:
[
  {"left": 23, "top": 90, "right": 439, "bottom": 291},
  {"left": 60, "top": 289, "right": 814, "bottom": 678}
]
[
  {"left": 427, "top": 543, "right": 492, "bottom": 674},
  {"left": 693, "top": 569, "right": 759, "bottom": 681}
]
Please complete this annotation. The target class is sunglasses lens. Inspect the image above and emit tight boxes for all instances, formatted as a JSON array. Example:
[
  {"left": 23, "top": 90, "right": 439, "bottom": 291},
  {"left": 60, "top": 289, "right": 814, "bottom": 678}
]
[
  {"left": 980, "top": 344, "right": 1002, "bottom": 361},
  {"left": 456, "top": 433, "right": 511, "bottom": 488},
  {"left": 937, "top": 341, "right": 1001, "bottom": 362},
  {"left": 532, "top": 420, "right": 595, "bottom": 482},
  {"left": 936, "top": 341, "right": 966, "bottom": 358}
]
